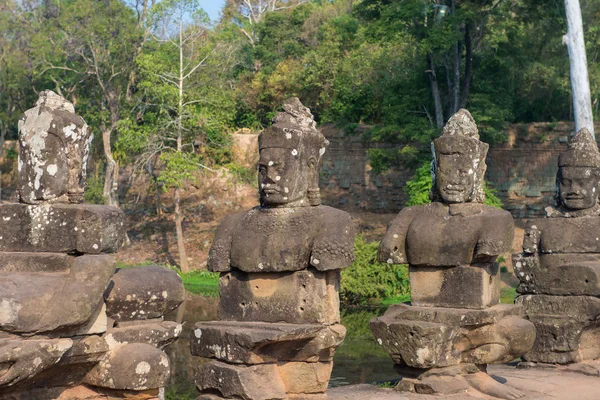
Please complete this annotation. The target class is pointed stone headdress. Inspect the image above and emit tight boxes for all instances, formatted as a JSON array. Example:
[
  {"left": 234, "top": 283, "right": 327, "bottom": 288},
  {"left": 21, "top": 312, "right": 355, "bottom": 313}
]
[
  {"left": 258, "top": 98, "right": 329, "bottom": 205},
  {"left": 431, "top": 109, "right": 489, "bottom": 203},
  {"left": 558, "top": 128, "right": 600, "bottom": 168}
]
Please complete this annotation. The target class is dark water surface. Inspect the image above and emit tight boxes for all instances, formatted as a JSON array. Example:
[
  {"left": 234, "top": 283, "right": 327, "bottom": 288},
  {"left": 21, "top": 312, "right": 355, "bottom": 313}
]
[{"left": 164, "top": 293, "right": 397, "bottom": 399}]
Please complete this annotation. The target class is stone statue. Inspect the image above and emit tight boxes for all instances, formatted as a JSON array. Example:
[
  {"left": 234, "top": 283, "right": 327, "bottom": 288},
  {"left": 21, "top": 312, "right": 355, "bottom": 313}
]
[
  {"left": 514, "top": 128, "right": 600, "bottom": 369},
  {"left": 0, "top": 91, "right": 185, "bottom": 399},
  {"left": 191, "top": 98, "right": 355, "bottom": 400},
  {"left": 371, "top": 110, "right": 536, "bottom": 400}
]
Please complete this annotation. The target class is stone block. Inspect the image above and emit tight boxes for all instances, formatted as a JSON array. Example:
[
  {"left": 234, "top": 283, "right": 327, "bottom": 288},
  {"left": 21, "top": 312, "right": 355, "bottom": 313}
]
[
  {"left": 0, "top": 255, "right": 115, "bottom": 334},
  {"left": 104, "top": 265, "right": 185, "bottom": 322},
  {"left": 277, "top": 361, "right": 333, "bottom": 394},
  {"left": 0, "top": 203, "right": 125, "bottom": 253},
  {"left": 371, "top": 303, "right": 535, "bottom": 369},
  {"left": 190, "top": 321, "right": 345, "bottom": 364},
  {"left": 518, "top": 294, "right": 600, "bottom": 364},
  {"left": 106, "top": 320, "right": 182, "bottom": 350},
  {"left": 410, "top": 264, "right": 500, "bottom": 309},
  {"left": 514, "top": 253, "right": 600, "bottom": 296},
  {"left": 218, "top": 268, "right": 340, "bottom": 325},
  {"left": 83, "top": 343, "right": 170, "bottom": 391},
  {"left": 196, "top": 360, "right": 286, "bottom": 400},
  {"left": 0, "top": 252, "right": 72, "bottom": 273}
]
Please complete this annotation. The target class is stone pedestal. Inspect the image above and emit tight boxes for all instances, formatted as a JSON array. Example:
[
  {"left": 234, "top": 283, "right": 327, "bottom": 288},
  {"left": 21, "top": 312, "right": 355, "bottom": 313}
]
[
  {"left": 0, "top": 91, "right": 185, "bottom": 399},
  {"left": 190, "top": 98, "right": 355, "bottom": 399}
]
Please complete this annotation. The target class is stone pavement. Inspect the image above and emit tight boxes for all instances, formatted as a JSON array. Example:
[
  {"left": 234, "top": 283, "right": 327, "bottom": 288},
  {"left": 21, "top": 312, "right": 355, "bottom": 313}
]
[{"left": 328, "top": 364, "right": 600, "bottom": 400}]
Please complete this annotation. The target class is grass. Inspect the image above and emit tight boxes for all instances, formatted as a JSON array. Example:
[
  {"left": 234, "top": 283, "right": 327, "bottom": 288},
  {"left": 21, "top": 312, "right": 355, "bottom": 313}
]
[
  {"left": 501, "top": 286, "right": 517, "bottom": 304},
  {"left": 179, "top": 270, "right": 220, "bottom": 297}
]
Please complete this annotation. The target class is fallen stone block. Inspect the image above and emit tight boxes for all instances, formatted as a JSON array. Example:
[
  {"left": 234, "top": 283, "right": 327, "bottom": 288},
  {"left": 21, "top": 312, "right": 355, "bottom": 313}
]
[
  {"left": 190, "top": 321, "right": 345, "bottom": 364},
  {"left": 104, "top": 266, "right": 185, "bottom": 322},
  {"left": 83, "top": 343, "right": 170, "bottom": 391},
  {"left": 106, "top": 320, "right": 182, "bottom": 350}
]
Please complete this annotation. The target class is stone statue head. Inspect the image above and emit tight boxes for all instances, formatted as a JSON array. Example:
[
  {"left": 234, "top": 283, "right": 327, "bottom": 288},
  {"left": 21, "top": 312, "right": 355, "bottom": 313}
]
[
  {"left": 257, "top": 98, "right": 328, "bottom": 207},
  {"left": 430, "top": 109, "right": 489, "bottom": 204},
  {"left": 555, "top": 128, "right": 600, "bottom": 211},
  {"left": 18, "top": 90, "right": 92, "bottom": 204}
]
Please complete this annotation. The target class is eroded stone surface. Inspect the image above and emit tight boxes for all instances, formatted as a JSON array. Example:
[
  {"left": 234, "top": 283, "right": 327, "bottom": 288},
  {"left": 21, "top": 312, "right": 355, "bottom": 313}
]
[
  {"left": 18, "top": 90, "right": 92, "bottom": 205},
  {"left": 190, "top": 321, "right": 345, "bottom": 364},
  {"left": 196, "top": 360, "right": 286, "bottom": 400},
  {"left": 517, "top": 294, "right": 600, "bottom": 364},
  {"left": 83, "top": 343, "right": 170, "bottom": 391},
  {"left": 277, "top": 361, "right": 333, "bottom": 394},
  {"left": 0, "top": 204, "right": 125, "bottom": 254},
  {"left": 104, "top": 266, "right": 185, "bottom": 322},
  {"left": 218, "top": 268, "right": 340, "bottom": 325}
]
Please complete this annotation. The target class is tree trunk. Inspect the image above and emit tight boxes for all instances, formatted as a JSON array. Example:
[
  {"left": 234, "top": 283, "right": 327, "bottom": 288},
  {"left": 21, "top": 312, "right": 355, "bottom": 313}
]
[
  {"left": 460, "top": 22, "right": 473, "bottom": 109},
  {"left": 427, "top": 53, "right": 444, "bottom": 129},
  {"left": 102, "top": 127, "right": 119, "bottom": 206},
  {"left": 175, "top": 19, "right": 189, "bottom": 273},
  {"left": 174, "top": 187, "right": 189, "bottom": 273},
  {"left": 564, "top": 0, "right": 594, "bottom": 137},
  {"left": 450, "top": 0, "right": 460, "bottom": 115}
]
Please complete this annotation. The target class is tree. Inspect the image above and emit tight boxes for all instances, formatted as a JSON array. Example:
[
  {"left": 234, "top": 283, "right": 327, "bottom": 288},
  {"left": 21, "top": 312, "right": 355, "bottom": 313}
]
[
  {"left": 119, "top": 0, "right": 232, "bottom": 272},
  {"left": 222, "top": 0, "right": 308, "bottom": 46},
  {"left": 30, "top": 0, "right": 142, "bottom": 206},
  {"left": 564, "top": 0, "right": 594, "bottom": 136}
]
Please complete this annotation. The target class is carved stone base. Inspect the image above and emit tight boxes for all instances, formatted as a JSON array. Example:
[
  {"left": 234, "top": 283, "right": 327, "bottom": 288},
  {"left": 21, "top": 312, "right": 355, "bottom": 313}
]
[
  {"left": 517, "top": 294, "right": 600, "bottom": 364},
  {"left": 370, "top": 303, "right": 536, "bottom": 369}
]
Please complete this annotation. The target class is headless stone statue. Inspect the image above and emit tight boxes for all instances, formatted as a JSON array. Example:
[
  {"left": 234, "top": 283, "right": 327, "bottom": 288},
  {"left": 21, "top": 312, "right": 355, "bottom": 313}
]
[
  {"left": 0, "top": 91, "right": 185, "bottom": 399},
  {"left": 514, "top": 128, "right": 600, "bottom": 369},
  {"left": 371, "top": 110, "right": 536, "bottom": 400},
  {"left": 192, "top": 98, "right": 355, "bottom": 400}
]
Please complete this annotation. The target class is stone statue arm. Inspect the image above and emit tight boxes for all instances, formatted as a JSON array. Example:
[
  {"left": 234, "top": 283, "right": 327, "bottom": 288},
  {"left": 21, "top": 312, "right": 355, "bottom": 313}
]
[
  {"left": 474, "top": 209, "right": 514, "bottom": 262},
  {"left": 512, "top": 220, "right": 542, "bottom": 293},
  {"left": 377, "top": 206, "right": 420, "bottom": 264},
  {"left": 207, "top": 213, "right": 244, "bottom": 272},
  {"left": 310, "top": 209, "right": 356, "bottom": 270}
]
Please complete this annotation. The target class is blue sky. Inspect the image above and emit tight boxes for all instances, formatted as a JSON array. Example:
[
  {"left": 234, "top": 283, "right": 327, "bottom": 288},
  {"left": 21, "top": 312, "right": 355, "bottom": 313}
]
[{"left": 201, "top": 0, "right": 226, "bottom": 21}]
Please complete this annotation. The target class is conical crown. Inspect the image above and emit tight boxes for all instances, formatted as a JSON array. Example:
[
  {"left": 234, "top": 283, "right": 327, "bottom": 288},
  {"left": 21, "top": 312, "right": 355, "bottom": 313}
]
[{"left": 558, "top": 128, "right": 600, "bottom": 168}]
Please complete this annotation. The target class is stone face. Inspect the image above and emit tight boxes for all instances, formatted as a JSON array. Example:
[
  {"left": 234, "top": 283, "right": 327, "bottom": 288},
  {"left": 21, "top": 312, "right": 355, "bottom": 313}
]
[
  {"left": 18, "top": 90, "right": 92, "bottom": 205},
  {"left": 277, "top": 361, "right": 333, "bottom": 394},
  {"left": 190, "top": 321, "right": 345, "bottom": 364},
  {"left": 83, "top": 343, "right": 170, "bottom": 391},
  {"left": 196, "top": 360, "right": 287, "bottom": 400},
  {"left": 409, "top": 263, "right": 500, "bottom": 309},
  {"left": 0, "top": 255, "right": 115, "bottom": 334},
  {"left": 0, "top": 203, "right": 125, "bottom": 254},
  {"left": 218, "top": 268, "right": 340, "bottom": 325},
  {"left": 517, "top": 294, "right": 600, "bottom": 364},
  {"left": 208, "top": 206, "right": 354, "bottom": 273},
  {"left": 104, "top": 266, "right": 185, "bottom": 322}
]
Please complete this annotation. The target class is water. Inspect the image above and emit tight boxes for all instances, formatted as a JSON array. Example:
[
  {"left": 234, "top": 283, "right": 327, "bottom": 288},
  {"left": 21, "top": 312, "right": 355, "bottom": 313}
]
[{"left": 164, "top": 293, "right": 397, "bottom": 398}]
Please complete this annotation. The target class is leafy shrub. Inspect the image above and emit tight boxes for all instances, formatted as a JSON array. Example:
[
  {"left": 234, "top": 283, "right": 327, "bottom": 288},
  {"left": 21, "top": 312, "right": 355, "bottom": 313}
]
[
  {"left": 341, "top": 235, "right": 409, "bottom": 304},
  {"left": 85, "top": 169, "right": 106, "bottom": 205},
  {"left": 405, "top": 161, "right": 504, "bottom": 208}
]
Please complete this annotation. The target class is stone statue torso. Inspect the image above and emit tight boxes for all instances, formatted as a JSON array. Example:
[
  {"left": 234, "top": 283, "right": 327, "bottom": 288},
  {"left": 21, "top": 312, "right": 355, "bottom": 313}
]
[{"left": 209, "top": 205, "right": 355, "bottom": 273}]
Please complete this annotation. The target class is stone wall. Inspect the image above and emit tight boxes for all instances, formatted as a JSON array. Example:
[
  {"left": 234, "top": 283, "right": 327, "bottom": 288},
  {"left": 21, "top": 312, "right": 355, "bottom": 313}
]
[{"left": 232, "top": 122, "right": 600, "bottom": 218}]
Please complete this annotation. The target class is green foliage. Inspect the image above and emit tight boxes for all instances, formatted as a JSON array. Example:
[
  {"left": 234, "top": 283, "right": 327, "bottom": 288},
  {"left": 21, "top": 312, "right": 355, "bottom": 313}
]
[
  {"left": 406, "top": 161, "right": 504, "bottom": 209},
  {"left": 178, "top": 270, "right": 220, "bottom": 297},
  {"left": 225, "top": 163, "right": 257, "bottom": 186},
  {"left": 157, "top": 152, "right": 198, "bottom": 190},
  {"left": 340, "top": 235, "right": 409, "bottom": 305},
  {"left": 85, "top": 171, "right": 107, "bottom": 205}
]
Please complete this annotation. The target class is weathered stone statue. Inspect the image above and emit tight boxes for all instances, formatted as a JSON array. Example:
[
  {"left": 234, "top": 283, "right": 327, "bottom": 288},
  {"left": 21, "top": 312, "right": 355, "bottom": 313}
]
[
  {"left": 514, "top": 128, "right": 600, "bottom": 370},
  {"left": 191, "top": 98, "right": 355, "bottom": 400},
  {"left": 0, "top": 91, "right": 185, "bottom": 399},
  {"left": 371, "top": 110, "right": 536, "bottom": 399}
]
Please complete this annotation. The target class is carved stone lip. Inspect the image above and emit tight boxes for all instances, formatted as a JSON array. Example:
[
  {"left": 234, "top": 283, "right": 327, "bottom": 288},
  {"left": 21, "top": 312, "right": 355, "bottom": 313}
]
[
  {"left": 262, "top": 188, "right": 280, "bottom": 194},
  {"left": 565, "top": 194, "right": 584, "bottom": 199}
]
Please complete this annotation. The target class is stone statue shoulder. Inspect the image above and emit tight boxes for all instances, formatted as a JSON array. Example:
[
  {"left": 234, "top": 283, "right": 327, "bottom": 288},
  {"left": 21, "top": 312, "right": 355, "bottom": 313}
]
[
  {"left": 524, "top": 214, "right": 600, "bottom": 254},
  {"left": 377, "top": 204, "right": 430, "bottom": 264},
  {"left": 207, "top": 211, "right": 246, "bottom": 272},
  {"left": 309, "top": 205, "right": 355, "bottom": 270},
  {"left": 472, "top": 204, "right": 514, "bottom": 261}
]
